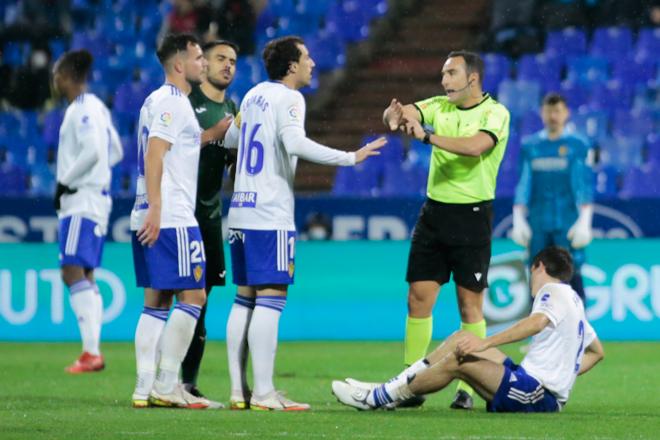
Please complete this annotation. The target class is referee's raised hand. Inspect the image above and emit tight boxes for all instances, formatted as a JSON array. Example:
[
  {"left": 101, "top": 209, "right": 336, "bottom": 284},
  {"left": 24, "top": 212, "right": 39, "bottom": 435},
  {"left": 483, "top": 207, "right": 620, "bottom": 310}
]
[
  {"left": 383, "top": 98, "right": 405, "bottom": 131},
  {"left": 355, "top": 136, "right": 387, "bottom": 163}
]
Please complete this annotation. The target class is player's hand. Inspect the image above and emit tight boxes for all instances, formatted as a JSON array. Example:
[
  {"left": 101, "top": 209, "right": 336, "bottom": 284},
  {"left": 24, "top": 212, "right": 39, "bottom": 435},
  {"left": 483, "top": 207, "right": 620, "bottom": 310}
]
[
  {"left": 567, "top": 219, "right": 592, "bottom": 249},
  {"left": 455, "top": 334, "right": 488, "bottom": 358},
  {"left": 355, "top": 136, "right": 387, "bottom": 164},
  {"left": 402, "top": 118, "right": 426, "bottom": 141},
  {"left": 53, "top": 182, "right": 77, "bottom": 211},
  {"left": 209, "top": 115, "right": 234, "bottom": 142},
  {"left": 137, "top": 206, "right": 161, "bottom": 247},
  {"left": 511, "top": 205, "right": 531, "bottom": 247},
  {"left": 384, "top": 99, "right": 405, "bottom": 131}
]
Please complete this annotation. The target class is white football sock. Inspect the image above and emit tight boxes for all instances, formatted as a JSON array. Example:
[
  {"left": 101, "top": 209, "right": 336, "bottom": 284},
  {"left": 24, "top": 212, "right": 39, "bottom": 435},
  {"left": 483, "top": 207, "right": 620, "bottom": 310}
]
[
  {"left": 134, "top": 306, "right": 168, "bottom": 398},
  {"left": 92, "top": 283, "right": 104, "bottom": 352},
  {"left": 248, "top": 296, "right": 286, "bottom": 398},
  {"left": 226, "top": 295, "right": 255, "bottom": 398},
  {"left": 368, "top": 359, "right": 429, "bottom": 407},
  {"left": 68, "top": 279, "right": 100, "bottom": 356},
  {"left": 154, "top": 303, "right": 201, "bottom": 395}
]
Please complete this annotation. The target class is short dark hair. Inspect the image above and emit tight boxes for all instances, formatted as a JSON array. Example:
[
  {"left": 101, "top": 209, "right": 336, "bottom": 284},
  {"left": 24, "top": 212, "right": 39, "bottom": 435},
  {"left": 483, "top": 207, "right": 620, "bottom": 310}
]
[
  {"left": 56, "top": 50, "right": 93, "bottom": 83},
  {"left": 447, "top": 50, "right": 484, "bottom": 86},
  {"left": 542, "top": 92, "right": 568, "bottom": 107},
  {"left": 202, "top": 39, "right": 239, "bottom": 55},
  {"left": 262, "top": 36, "right": 305, "bottom": 81},
  {"left": 157, "top": 33, "right": 200, "bottom": 65},
  {"left": 531, "top": 246, "right": 574, "bottom": 282}
]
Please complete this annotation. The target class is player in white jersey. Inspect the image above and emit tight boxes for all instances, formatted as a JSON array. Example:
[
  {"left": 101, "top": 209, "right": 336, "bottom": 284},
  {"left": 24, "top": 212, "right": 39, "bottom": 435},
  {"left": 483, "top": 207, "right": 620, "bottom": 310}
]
[
  {"left": 52, "top": 50, "right": 123, "bottom": 374},
  {"left": 129, "top": 33, "right": 232, "bottom": 410},
  {"left": 332, "top": 246, "right": 605, "bottom": 413},
  {"left": 222, "top": 36, "right": 386, "bottom": 411}
]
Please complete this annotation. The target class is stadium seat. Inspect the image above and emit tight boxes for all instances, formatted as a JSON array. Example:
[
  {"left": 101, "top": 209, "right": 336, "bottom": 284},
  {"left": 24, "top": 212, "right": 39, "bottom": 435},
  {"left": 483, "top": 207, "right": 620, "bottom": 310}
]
[
  {"left": 28, "top": 163, "right": 55, "bottom": 196},
  {"left": 566, "top": 56, "right": 609, "bottom": 86},
  {"left": 612, "top": 56, "right": 657, "bottom": 87},
  {"left": 599, "top": 135, "right": 644, "bottom": 172},
  {"left": 332, "top": 158, "right": 381, "bottom": 196},
  {"left": 619, "top": 164, "right": 660, "bottom": 198},
  {"left": 594, "top": 165, "right": 620, "bottom": 198},
  {"left": 497, "top": 79, "right": 541, "bottom": 117},
  {"left": 612, "top": 109, "right": 654, "bottom": 138},
  {"left": 559, "top": 80, "right": 590, "bottom": 110},
  {"left": 519, "top": 112, "right": 543, "bottom": 136},
  {"left": 1, "top": 41, "right": 27, "bottom": 67},
  {"left": 517, "top": 53, "right": 561, "bottom": 94},
  {"left": 545, "top": 27, "right": 587, "bottom": 61},
  {"left": 305, "top": 31, "right": 346, "bottom": 72},
  {"left": 42, "top": 108, "right": 65, "bottom": 149},
  {"left": 590, "top": 27, "right": 633, "bottom": 62},
  {"left": 482, "top": 53, "right": 511, "bottom": 95},
  {"left": 325, "top": 0, "right": 372, "bottom": 43},
  {"left": 588, "top": 80, "right": 633, "bottom": 116},
  {"left": 635, "top": 27, "right": 660, "bottom": 55},
  {"left": 646, "top": 133, "right": 660, "bottom": 165},
  {"left": 0, "top": 162, "right": 27, "bottom": 195},
  {"left": 381, "top": 162, "right": 426, "bottom": 196},
  {"left": 567, "top": 110, "right": 609, "bottom": 142}
]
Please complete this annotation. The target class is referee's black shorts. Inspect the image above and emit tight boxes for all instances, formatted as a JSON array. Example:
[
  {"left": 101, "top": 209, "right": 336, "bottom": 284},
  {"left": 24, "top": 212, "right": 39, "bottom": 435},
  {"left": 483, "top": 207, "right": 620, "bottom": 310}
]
[
  {"left": 198, "top": 219, "right": 227, "bottom": 288},
  {"left": 406, "top": 198, "right": 493, "bottom": 291}
]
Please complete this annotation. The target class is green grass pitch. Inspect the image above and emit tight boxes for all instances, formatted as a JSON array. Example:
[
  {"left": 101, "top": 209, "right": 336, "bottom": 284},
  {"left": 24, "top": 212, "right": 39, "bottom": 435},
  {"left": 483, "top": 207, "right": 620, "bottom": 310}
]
[{"left": 1, "top": 341, "right": 658, "bottom": 439}]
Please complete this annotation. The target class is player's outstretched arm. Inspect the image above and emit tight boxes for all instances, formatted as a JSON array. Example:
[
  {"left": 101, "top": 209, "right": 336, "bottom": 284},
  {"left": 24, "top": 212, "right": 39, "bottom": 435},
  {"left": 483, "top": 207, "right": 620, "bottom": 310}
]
[
  {"left": 578, "top": 338, "right": 604, "bottom": 376},
  {"left": 138, "top": 137, "right": 169, "bottom": 246},
  {"left": 456, "top": 313, "right": 549, "bottom": 356},
  {"left": 355, "top": 136, "right": 387, "bottom": 163},
  {"left": 402, "top": 117, "right": 495, "bottom": 157},
  {"left": 201, "top": 115, "right": 233, "bottom": 147}
]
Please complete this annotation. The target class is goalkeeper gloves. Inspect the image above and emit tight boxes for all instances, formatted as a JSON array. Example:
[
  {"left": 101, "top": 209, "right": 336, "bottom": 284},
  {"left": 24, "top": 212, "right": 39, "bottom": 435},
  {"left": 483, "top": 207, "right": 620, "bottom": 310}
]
[
  {"left": 511, "top": 205, "right": 532, "bottom": 247},
  {"left": 567, "top": 204, "right": 593, "bottom": 249}
]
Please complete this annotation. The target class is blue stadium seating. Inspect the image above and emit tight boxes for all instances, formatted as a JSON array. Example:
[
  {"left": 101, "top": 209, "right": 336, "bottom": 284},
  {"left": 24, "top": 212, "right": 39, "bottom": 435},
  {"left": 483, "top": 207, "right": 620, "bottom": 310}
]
[
  {"left": 517, "top": 53, "right": 561, "bottom": 94},
  {"left": 545, "top": 27, "right": 587, "bottom": 61},
  {"left": 482, "top": 53, "right": 511, "bottom": 95},
  {"left": 590, "top": 27, "right": 633, "bottom": 62}
]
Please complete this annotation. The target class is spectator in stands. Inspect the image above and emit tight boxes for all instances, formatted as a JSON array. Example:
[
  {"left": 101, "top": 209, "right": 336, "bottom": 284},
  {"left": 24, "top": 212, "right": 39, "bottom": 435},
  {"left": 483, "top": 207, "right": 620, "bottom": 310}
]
[
  {"left": 483, "top": 0, "right": 542, "bottom": 56},
  {"left": 206, "top": 0, "right": 256, "bottom": 55},
  {"left": 8, "top": 47, "right": 51, "bottom": 109},
  {"left": 300, "top": 212, "right": 333, "bottom": 240},
  {"left": 160, "top": 0, "right": 212, "bottom": 39}
]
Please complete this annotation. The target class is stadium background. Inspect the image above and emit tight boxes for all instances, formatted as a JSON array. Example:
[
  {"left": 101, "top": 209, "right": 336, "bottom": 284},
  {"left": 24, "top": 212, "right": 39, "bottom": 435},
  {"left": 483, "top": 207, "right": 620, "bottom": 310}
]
[{"left": 0, "top": 0, "right": 659, "bottom": 343}]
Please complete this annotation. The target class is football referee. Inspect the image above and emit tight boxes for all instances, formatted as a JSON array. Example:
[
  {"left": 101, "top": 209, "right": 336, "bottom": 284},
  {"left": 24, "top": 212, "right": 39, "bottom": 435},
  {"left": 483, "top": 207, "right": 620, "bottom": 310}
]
[
  {"left": 180, "top": 39, "right": 239, "bottom": 407},
  {"left": 383, "top": 50, "right": 511, "bottom": 410}
]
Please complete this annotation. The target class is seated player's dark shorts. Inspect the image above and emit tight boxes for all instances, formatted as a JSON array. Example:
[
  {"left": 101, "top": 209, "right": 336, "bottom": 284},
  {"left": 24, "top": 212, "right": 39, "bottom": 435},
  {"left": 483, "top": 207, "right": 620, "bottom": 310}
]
[
  {"left": 406, "top": 198, "right": 492, "bottom": 290},
  {"left": 198, "top": 218, "right": 226, "bottom": 287},
  {"left": 487, "top": 358, "right": 562, "bottom": 413}
]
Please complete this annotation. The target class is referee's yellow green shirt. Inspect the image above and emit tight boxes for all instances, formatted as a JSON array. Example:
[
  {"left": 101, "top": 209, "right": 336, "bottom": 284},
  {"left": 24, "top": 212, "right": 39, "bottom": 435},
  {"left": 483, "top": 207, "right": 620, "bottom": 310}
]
[{"left": 414, "top": 93, "right": 510, "bottom": 204}]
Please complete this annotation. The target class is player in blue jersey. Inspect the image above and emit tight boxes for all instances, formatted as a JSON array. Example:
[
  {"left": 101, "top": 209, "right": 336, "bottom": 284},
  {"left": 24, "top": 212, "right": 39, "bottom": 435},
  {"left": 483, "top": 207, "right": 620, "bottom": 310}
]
[{"left": 511, "top": 93, "right": 594, "bottom": 300}]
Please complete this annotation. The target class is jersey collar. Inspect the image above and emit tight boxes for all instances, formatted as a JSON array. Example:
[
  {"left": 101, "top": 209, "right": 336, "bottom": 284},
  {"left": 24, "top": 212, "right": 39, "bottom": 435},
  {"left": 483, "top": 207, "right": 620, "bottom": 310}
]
[{"left": 457, "top": 93, "right": 490, "bottom": 111}]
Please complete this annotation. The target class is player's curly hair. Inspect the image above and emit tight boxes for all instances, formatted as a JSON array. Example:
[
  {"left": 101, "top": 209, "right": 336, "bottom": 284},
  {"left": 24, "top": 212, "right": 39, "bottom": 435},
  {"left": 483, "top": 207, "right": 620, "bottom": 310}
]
[
  {"left": 531, "top": 246, "right": 574, "bottom": 282},
  {"left": 56, "top": 50, "right": 93, "bottom": 84},
  {"left": 262, "top": 36, "right": 305, "bottom": 81}
]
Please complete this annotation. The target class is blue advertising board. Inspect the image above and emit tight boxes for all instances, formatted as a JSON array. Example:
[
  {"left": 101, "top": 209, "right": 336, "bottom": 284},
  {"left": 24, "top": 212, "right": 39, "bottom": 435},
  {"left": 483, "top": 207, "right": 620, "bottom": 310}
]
[
  {"left": 0, "top": 196, "right": 653, "bottom": 242},
  {"left": 1, "top": 240, "right": 659, "bottom": 341}
]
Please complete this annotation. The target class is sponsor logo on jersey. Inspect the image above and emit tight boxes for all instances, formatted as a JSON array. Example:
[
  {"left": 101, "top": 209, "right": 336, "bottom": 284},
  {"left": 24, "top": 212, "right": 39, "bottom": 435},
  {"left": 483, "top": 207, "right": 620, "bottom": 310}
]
[
  {"left": 531, "top": 157, "right": 568, "bottom": 171},
  {"left": 541, "top": 293, "right": 550, "bottom": 302},
  {"left": 195, "top": 107, "right": 207, "bottom": 114},
  {"left": 159, "top": 111, "right": 172, "bottom": 126},
  {"left": 288, "top": 104, "right": 300, "bottom": 122},
  {"left": 194, "top": 264, "right": 203, "bottom": 282},
  {"left": 558, "top": 145, "right": 568, "bottom": 156},
  {"left": 230, "top": 191, "right": 257, "bottom": 208}
]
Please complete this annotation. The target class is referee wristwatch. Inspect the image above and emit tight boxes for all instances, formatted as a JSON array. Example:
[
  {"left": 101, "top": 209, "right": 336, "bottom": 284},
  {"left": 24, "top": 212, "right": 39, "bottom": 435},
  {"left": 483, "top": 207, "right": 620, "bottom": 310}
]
[{"left": 422, "top": 130, "right": 432, "bottom": 145}]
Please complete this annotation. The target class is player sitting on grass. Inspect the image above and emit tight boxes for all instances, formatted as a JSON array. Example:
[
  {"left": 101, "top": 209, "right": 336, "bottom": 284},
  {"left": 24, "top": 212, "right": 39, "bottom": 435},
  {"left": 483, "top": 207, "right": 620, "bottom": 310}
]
[{"left": 332, "top": 246, "right": 604, "bottom": 413}]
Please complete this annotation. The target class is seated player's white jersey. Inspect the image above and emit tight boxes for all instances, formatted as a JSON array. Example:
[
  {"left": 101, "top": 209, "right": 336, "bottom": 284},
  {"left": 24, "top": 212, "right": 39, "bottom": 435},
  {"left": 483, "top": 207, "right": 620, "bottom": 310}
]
[
  {"left": 521, "top": 283, "right": 597, "bottom": 403},
  {"left": 131, "top": 83, "right": 202, "bottom": 231},
  {"left": 227, "top": 81, "right": 304, "bottom": 231},
  {"left": 56, "top": 93, "right": 123, "bottom": 231}
]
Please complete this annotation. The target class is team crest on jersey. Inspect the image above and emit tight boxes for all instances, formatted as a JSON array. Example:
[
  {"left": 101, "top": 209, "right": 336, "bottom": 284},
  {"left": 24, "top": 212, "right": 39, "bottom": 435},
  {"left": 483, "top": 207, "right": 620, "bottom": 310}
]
[
  {"left": 288, "top": 104, "right": 300, "bottom": 122},
  {"left": 288, "top": 262, "right": 295, "bottom": 277},
  {"left": 558, "top": 145, "right": 568, "bottom": 156},
  {"left": 159, "top": 111, "right": 173, "bottom": 126},
  {"left": 194, "top": 264, "right": 204, "bottom": 282}
]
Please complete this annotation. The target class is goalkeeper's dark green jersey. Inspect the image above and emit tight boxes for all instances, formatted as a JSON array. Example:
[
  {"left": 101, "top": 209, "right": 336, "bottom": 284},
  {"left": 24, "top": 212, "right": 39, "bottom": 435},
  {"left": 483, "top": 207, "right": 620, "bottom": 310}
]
[{"left": 188, "top": 84, "right": 237, "bottom": 222}]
